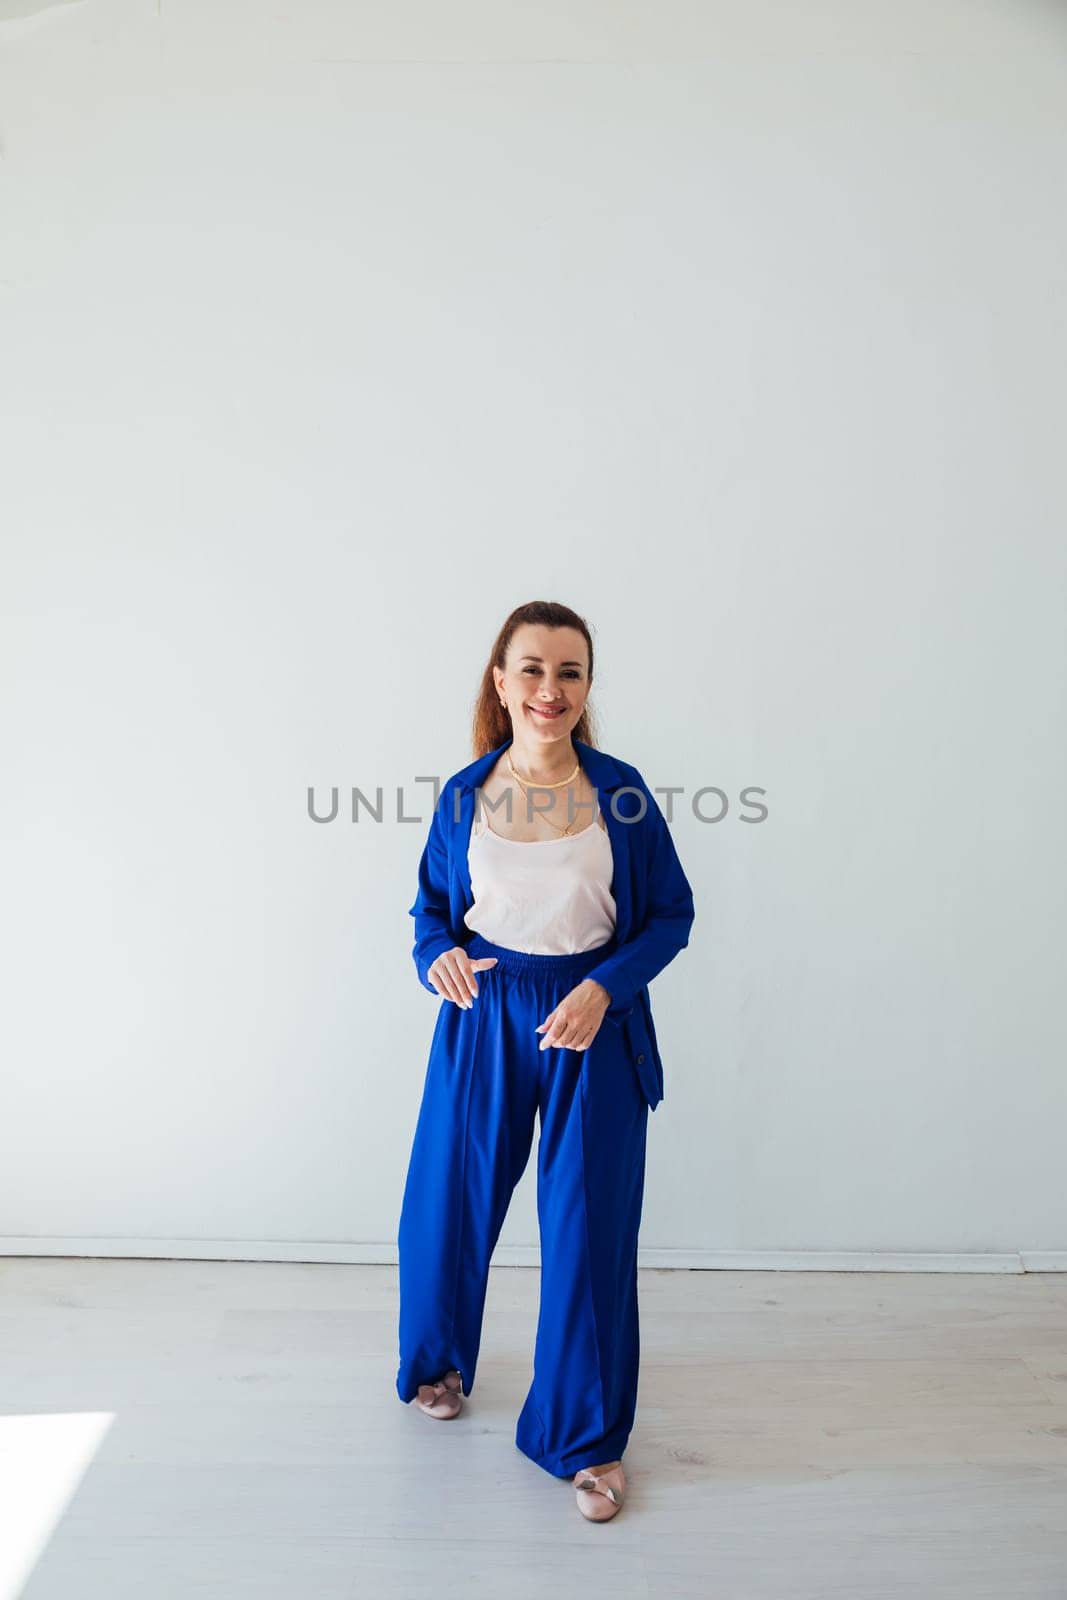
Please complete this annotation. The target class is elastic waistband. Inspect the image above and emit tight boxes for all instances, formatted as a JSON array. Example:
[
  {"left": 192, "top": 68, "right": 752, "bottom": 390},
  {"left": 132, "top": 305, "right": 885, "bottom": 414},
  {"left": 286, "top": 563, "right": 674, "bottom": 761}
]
[{"left": 466, "top": 932, "right": 617, "bottom": 977}]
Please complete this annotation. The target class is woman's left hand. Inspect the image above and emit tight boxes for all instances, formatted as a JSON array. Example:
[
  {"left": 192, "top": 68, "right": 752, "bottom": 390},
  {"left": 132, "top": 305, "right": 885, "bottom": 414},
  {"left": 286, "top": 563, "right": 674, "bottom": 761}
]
[{"left": 536, "top": 979, "right": 611, "bottom": 1052}]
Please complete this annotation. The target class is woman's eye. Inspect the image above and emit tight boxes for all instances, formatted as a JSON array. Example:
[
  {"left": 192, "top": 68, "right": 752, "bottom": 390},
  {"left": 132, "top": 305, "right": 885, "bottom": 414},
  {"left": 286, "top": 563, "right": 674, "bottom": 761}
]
[{"left": 521, "top": 666, "right": 582, "bottom": 679}]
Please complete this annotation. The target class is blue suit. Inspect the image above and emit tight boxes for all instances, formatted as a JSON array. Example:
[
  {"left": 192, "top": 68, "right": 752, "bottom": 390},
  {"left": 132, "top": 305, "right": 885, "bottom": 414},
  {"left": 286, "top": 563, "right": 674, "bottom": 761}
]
[{"left": 396, "top": 736, "right": 696, "bottom": 1475}]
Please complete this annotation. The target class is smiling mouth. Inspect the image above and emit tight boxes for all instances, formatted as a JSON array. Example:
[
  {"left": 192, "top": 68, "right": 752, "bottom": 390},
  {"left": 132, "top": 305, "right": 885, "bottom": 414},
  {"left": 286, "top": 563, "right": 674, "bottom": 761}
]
[{"left": 527, "top": 705, "right": 567, "bottom": 718}]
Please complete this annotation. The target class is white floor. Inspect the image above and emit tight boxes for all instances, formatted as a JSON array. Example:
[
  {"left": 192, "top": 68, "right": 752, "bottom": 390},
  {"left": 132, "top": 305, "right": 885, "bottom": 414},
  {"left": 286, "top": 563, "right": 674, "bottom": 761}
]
[{"left": 1, "top": 1258, "right": 1065, "bottom": 1598}]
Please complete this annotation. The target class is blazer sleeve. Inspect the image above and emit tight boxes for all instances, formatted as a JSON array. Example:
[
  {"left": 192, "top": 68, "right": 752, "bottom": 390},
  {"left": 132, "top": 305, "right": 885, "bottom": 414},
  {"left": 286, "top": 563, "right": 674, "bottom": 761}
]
[
  {"left": 408, "top": 781, "right": 460, "bottom": 994},
  {"left": 584, "top": 775, "right": 695, "bottom": 1024}
]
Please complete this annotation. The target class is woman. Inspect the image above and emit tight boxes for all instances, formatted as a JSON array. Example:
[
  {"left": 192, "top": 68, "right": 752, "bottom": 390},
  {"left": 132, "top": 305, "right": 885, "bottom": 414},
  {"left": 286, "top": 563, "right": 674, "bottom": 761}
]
[{"left": 395, "top": 600, "right": 695, "bottom": 1522}]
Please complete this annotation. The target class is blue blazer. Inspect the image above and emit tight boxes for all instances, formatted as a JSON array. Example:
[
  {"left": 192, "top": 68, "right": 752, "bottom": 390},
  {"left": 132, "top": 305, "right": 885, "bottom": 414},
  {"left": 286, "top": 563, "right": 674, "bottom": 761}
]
[{"left": 408, "top": 736, "right": 696, "bottom": 1112}]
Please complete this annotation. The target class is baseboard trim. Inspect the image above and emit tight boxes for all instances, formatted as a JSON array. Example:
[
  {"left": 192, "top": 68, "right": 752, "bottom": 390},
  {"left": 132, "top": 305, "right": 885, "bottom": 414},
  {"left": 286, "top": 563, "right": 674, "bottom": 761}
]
[{"left": 0, "top": 1240, "right": 1064, "bottom": 1271}]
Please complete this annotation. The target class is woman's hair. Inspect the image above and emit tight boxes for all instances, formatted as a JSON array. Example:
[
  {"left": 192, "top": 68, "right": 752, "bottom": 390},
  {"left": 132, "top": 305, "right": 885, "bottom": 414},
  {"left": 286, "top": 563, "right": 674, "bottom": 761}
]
[{"left": 472, "top": 600, "right": 599, "bottom": 757}]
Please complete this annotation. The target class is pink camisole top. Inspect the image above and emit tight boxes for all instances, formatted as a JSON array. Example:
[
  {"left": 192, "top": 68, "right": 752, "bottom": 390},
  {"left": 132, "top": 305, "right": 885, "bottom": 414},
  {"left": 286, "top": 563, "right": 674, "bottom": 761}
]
[{"left": 462, "top": 802, "right": 617, "bottom": 955}]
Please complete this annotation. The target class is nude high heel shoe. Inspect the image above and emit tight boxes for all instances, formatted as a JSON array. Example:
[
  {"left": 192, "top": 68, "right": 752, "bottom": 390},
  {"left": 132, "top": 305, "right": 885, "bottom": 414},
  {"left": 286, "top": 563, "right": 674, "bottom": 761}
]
[
  {"left": 573, "top": 1462, "right": 626, "bottom": 1521},
  {"left": 415, "top": 1369, "right": 463, "bottom": 1419}
]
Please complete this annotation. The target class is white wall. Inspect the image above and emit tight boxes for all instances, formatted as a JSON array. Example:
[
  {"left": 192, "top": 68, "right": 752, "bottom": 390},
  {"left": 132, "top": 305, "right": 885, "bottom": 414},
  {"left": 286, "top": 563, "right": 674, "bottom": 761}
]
[{"left": 1, "top": 0, "right": 1064, "bottom": 1265}]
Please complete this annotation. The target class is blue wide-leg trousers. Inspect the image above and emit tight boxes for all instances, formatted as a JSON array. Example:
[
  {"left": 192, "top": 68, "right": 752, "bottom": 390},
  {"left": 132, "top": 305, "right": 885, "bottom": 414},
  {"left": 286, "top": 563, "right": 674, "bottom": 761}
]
[{"left": 396, "top": 932, "right": 649, "bottom": 1478}]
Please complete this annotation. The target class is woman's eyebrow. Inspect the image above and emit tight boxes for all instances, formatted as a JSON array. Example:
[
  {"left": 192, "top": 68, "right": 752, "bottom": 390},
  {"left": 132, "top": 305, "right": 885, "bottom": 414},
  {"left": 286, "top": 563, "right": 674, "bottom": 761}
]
[{"left": 519, "top": 655, "right": 585, "bottom": 668}]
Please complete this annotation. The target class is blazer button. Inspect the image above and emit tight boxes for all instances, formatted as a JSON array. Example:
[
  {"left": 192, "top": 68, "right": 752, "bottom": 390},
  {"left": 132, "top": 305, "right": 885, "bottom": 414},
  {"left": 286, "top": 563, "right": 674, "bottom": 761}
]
[{"left": 636, "top": 1052, "right": 645, "bottom": 1065}]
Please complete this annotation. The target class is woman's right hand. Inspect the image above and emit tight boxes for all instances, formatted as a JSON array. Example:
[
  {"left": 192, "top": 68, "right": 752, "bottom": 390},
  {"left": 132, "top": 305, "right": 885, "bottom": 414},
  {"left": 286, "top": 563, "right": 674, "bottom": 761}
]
[{"left": 427, "top": 948, "right": 498, "bottom": 1008}]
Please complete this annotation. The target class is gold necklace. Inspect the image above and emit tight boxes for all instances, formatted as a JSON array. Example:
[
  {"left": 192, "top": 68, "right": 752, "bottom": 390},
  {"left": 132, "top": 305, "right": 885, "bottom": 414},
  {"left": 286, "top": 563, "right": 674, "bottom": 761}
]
[
  {"left": 506, "top": 750, "right": 579, "bottom": 789},
  {"left": 506, "top": 751, "right": 587, "bottom": 837}
]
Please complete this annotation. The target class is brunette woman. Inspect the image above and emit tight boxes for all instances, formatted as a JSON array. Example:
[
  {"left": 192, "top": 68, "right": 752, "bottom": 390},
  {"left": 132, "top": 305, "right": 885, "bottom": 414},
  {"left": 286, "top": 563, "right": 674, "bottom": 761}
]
[{"left": 396, "top": 600, "right": 695, "bottom": 1522}]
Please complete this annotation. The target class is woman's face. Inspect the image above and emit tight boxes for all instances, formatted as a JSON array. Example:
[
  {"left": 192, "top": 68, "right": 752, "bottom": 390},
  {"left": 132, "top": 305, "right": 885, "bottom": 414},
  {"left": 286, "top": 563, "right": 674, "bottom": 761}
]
[{"left": 494, "top": 624, "right": 591, "bottom": 743}]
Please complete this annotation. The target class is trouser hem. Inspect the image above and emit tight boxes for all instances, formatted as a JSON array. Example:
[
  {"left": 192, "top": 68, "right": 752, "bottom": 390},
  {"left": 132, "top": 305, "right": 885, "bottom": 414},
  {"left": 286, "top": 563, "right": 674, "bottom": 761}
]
[
  {"left": 513, "top": 1428, "right": 634, "bottom": 1479},
  {"left": 396, "top": 1363, "right": 473, "bottom": 1405}
]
